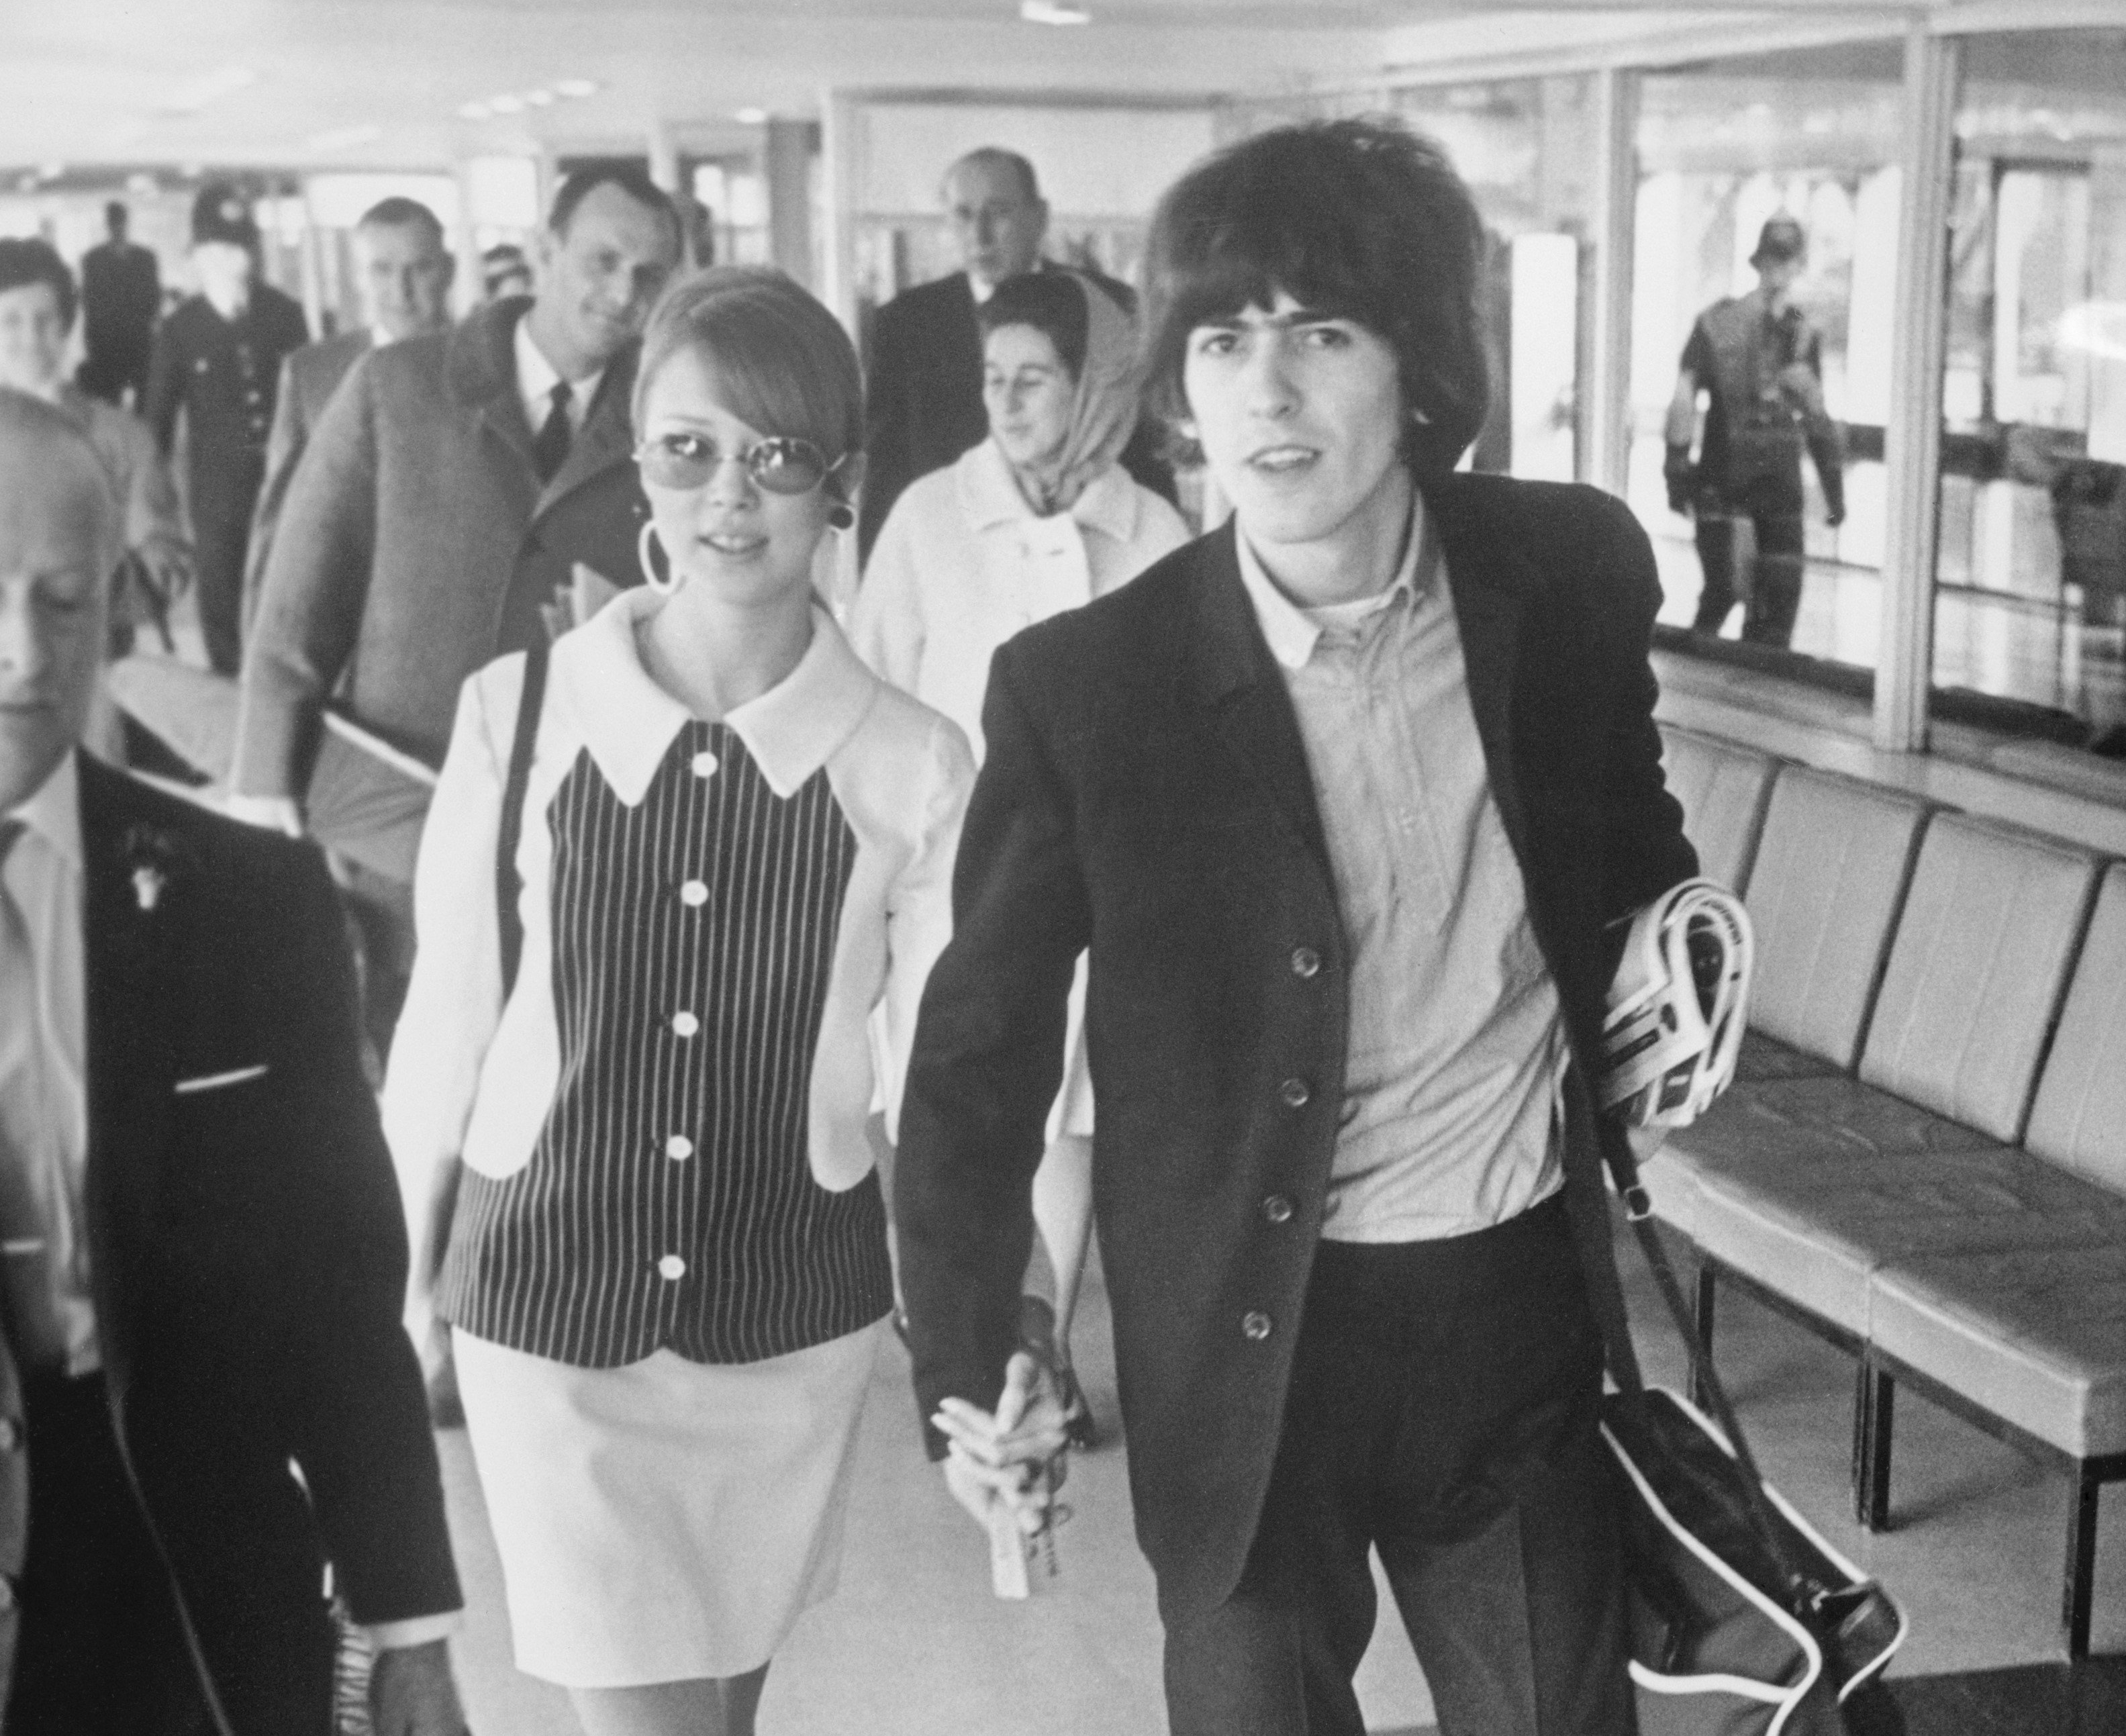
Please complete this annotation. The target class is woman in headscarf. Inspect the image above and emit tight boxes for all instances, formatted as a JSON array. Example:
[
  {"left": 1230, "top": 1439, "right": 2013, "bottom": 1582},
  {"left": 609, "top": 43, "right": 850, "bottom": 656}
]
[{"left": 853, "top": 268, "right": 1188, "bottom": 1445}]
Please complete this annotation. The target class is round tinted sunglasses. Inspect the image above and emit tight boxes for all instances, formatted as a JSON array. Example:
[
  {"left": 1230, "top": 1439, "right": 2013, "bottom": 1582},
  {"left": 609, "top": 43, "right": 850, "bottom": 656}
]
[{"left": 634, "top": 430, "right": 838, "bottom": 496}]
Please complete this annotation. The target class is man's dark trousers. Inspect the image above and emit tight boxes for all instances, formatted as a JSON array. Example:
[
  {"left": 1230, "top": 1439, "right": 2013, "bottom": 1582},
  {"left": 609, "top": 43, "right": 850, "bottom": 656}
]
[
  {"left": 1162, "top": 1196, "right": 1633, "bottom": 1736},
  {"left": 1691, "top": 473, "right": 1805, "bottom": 646}
]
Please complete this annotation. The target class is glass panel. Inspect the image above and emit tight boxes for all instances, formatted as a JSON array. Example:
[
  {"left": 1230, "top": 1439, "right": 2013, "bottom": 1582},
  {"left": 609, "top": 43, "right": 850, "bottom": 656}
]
[
  {"left": 1935, "top": 28, "right": 2126, "bottom": 757},
  {"left": 1391, "top": 79, "right": 1599, "bottom": 481},
  {"left": 1628, "top": 41, "right": 1903, "bottom": 661}
]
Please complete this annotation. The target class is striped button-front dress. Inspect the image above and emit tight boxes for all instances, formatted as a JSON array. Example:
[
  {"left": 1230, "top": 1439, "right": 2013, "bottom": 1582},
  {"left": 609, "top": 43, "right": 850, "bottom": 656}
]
[{"left": 384, "top": 587, "right": 971, "bottom": 1686}]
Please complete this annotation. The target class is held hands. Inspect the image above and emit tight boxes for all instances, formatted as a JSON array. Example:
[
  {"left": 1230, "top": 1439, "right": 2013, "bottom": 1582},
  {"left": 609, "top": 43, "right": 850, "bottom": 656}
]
[
  {"left": 369, "top": 1639, "right": 469, "bottom": 1736},
  {"left": 934, "top": 1350, "right": 1071, "bottom": 1539}
]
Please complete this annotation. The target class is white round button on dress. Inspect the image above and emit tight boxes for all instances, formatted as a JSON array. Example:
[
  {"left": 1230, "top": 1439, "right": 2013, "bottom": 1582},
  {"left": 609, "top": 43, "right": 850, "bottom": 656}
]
[
  {"left": 680, "top": 879, "right": 708, "bottom": 907},
  {"left": 666, "top": 1135, "right": 694, "bottom": 1160},
  {"left": 657, "top": 1254, "right": 687, "bottom": 1281},
  {"left": 671, "top": 1011, "right": 700, "bottom": 1038},
  {"left": 691, "top": 751, "right": 718, "bottom": 778}
]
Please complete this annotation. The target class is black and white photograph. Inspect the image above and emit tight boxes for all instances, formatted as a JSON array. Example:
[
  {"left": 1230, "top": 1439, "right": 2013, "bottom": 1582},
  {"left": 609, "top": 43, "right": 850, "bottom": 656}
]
[{"left": 1, "top": 3, "right": 2123, "bottom": 1733}]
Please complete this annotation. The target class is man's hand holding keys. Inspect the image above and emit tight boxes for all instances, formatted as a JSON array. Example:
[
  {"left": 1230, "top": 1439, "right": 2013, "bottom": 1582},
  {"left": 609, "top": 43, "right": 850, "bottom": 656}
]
[{"left": 933, "top": 1350, "right": 1071, "bottom": 1594}]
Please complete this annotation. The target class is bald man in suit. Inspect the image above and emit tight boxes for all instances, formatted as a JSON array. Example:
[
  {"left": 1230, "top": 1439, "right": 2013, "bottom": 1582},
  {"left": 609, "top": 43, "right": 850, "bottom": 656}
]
[{"left": 0, "top": 391, "right": 465, "bottom": 1733}]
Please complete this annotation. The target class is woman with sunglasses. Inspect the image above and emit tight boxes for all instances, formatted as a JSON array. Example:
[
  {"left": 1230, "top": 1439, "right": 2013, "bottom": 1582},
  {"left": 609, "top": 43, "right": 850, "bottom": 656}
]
[
  {"left": 383, "top": 265, "right": 971, "bottom": 1736},
  {"left": 851, "top": 268, "right": 1187, "bottom": 1445}
]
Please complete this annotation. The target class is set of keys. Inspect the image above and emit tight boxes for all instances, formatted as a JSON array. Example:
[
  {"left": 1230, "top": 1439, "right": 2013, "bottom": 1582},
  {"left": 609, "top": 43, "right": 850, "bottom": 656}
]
[{"left": 987, "top": 1451, "right": 1066, "bottom": 1600}]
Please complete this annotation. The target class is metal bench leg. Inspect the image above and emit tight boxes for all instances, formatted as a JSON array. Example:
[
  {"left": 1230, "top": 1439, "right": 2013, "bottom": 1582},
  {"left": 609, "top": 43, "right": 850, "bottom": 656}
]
[
  {"left": 1855, "top": 1359, "right": 1894, "bottom": 1533},
  {"left": 1690, "top": 1263, "right": 1717, "bottom": 1412},
  {"left": 2064, "top": 1463, "right": 2098, "bottom": 1659}
]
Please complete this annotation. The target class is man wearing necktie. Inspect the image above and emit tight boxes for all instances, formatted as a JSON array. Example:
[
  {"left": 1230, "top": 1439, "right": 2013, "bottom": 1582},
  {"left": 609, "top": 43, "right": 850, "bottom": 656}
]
[
  {"left": 233, "top": 164, "right": 681, "bottom": 843},
  {"left": 227, "top": 166, "right": 677, "bottom": 1079},
  {"left": 0, "top": 391, "right": 467, "bottom": 1731}
]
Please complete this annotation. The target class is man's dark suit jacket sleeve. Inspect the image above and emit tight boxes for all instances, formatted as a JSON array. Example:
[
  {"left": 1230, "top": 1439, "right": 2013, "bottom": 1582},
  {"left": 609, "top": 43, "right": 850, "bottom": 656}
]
[
  {"left": 1592, "top": 493, "right": 1698, "bottom": 945},
  {"left": 143, "top": 320, "right": 184, "bottom": 456},
  {"left": 859, "top": 298, "right": 918, "bottom": 566},
  {"left": 235, "top": 355, "right": 381, "bottom": 798},
  {"left": 896, "top": 645, "right": 1092, "bottom": 1449},
  {"left": 260, "top": 840, "right": 460, "bottom": 1623}
]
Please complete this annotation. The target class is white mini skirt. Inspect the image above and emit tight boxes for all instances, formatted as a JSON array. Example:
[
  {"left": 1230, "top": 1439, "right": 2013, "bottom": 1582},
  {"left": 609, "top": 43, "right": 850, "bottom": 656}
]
[{"left": 454, "top": 1320, "right": 883, "bottom": 1688}]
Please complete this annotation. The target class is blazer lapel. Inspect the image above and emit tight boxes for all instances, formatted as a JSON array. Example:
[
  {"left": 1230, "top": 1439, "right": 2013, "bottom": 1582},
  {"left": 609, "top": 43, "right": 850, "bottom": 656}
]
[
  {"left": 1183, "top": 523, "right": 1331, "bottom": 871},
  {"left": 1427, "top": 475, "right": 1541, "bottom": 864},
  {"left": 74, "top": 756, "right": 183, "bottom": 1392},
  {"left": 538, "top": 343, "right": 638, "bottom": 516},
  {"left": 449, "top": 299, "right": 540, "bottom": 494}
]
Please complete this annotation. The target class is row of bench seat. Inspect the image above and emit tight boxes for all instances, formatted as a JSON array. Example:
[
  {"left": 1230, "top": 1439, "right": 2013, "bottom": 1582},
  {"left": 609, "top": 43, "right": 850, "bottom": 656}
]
[{"left": 1642, "top": 725, "right": 2126, "bottom": 1657}]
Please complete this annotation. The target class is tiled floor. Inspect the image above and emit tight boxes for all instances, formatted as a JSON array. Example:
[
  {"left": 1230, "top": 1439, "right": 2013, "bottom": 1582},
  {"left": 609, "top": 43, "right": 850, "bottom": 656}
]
[{"left": 437, "top": 1214, "right": 2121, "bottom": 1735}]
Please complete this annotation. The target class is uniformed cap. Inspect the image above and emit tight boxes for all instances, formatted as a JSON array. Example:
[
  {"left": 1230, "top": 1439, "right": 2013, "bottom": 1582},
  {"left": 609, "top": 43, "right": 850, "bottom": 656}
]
[
  {"left": 1750, "top": 214, "right": 1806, "bottom": 268},
  {"left": 191, "top": 183, "right": 260, "bottom": 250}
]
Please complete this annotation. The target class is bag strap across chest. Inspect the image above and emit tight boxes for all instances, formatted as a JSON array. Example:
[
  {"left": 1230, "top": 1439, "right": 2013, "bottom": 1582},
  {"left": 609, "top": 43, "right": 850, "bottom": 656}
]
[{"left": 496, "top": 637, "right": 551, "bottom": 1001}]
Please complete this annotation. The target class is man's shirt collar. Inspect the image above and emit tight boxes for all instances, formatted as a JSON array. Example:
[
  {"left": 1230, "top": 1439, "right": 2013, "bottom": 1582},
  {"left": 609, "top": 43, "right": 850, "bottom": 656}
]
[
  {"left": 513, "top": 314, "right": 605, "bottom": 429},
  {"left": 557, "top": 587, "right": 879, "bottom": 805},
  {"left": 1233, "top": 493, "right": 1428, "bottom": 671},
  {"left": 5, "top": 751, "right": 82, "bottom": 876}
]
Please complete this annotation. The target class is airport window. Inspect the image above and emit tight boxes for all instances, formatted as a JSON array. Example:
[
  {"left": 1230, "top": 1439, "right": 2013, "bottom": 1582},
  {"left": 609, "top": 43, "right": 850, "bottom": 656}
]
[
  {"left": 1935, "top": 28, "right": 2126, "bottom": 757},
  {"left": 1390, "top": 78, "right": 1600, "bottom": 483},
  {"left": 1629, "top": 40, "right": 1903, "bottom": 669}
]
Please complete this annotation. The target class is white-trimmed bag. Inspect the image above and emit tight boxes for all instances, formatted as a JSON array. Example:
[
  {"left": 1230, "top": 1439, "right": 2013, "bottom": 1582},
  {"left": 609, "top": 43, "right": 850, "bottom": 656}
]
[
  {"left": 1595, "top": 884, "right": 1906, "bottom": 1735},
  {"left": 1601, "top": 1386, "right": 1906, "bottom": 1736}
]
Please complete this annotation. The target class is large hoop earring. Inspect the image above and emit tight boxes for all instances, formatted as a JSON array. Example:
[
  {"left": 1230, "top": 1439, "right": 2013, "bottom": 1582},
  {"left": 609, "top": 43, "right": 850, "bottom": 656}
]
[
  {"left": 638, "top": 520, "right": 679, "bottom": 596},
  {"left": 827, "top": 501, "right": 854, "bottom": 532}
]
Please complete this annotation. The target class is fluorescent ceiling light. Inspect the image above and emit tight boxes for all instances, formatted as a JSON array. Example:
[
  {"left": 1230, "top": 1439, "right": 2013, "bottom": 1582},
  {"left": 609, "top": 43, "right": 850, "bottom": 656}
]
[
  {"left": 525, "top": 89, "right": 555, "bottom": 107},
  {"left": 736, "top": 107, "right": 768, "bottom": 124},
  {"left": 554, "top": 79, "right": 598, "bottom": 99},
  {"left": 487, "top": 93, "right": 526, "bottom": 114},
  {"left": 1021, "top": 1, "right": 1091, "bottom": 23}
]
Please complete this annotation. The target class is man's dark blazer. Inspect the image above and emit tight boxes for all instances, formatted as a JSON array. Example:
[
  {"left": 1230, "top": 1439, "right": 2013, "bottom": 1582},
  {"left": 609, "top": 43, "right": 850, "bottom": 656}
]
[
  {"left": 859, "top": 267, "right": 1176, "bottom": 564},
  {"left": 897, "top": 473, "right": 1697, "bottom": 1622},
  {"left": 232, "top": 297, "right": 647, "bottom": 801},
  {"left": 0, "top": 755, "right": 461, "bottom": 1727},
  {"left": 241, "top": 328, "right": 372, "bottom": 634}
]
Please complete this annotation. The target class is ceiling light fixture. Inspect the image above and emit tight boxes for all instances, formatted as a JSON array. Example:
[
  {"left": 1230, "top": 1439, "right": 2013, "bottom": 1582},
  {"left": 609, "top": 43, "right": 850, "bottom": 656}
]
[
  {"left": 1020, "top": 1, "right": 1091, "bottom": 23},
  {"left": 553, "top": 79, "right": 599, "bottom": 99},
  {"left": 736, "top": 107, "right": 768, "bottom": 125},
  {"left": 487, "top": 93, "right": 526, "bottom": 115},
  {"left": 524, "top": 89, "right": 555, "bottom": 107}
]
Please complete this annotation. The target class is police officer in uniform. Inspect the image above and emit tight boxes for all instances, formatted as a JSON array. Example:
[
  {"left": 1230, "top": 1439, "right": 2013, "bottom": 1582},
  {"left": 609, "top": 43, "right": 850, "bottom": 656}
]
[
  {"left": 144, "top": 184, "right": 309, "bottom": 675},
  {"left": 1665, "top": 214, "right": 1845, "bottom": 646}
]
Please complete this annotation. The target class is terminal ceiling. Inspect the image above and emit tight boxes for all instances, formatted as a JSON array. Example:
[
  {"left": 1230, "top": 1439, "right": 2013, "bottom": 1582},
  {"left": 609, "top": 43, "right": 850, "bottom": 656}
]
[{"left": 0, "top": 1, "right": 2027, "bottom": 173}]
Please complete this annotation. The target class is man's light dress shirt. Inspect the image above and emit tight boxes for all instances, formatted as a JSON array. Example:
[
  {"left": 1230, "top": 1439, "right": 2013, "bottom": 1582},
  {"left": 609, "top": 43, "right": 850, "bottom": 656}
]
[
  {"left": 0, "top": 755, "right": 96, "bottom": 1375},
  {"left": 513, "top": 315, "right": 604, "bottom": 440},
  {"left": 1234, "top": 502, "right": 1567, "bottom": 1243},
  {"left": 384, "top": 589, "right": 972, "bottom": 1361},
  {"left": 0, "top": 753, "right": 452, "bottom": 1651}
]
